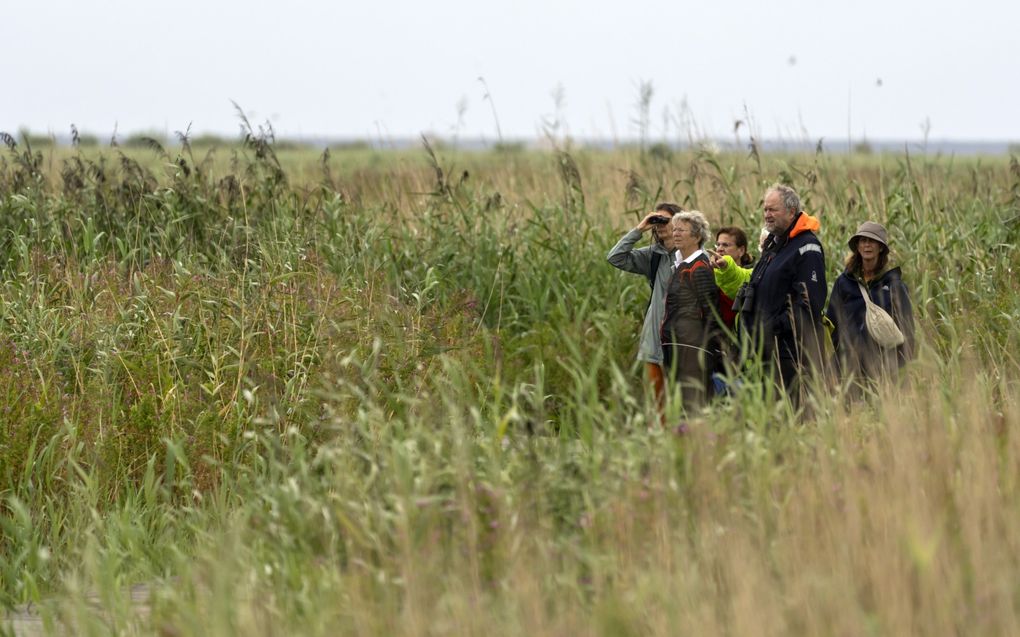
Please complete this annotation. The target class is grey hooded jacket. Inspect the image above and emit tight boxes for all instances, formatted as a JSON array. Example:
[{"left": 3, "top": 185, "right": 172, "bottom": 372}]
[{"left": 607, "top": 228, "right": 675, "bottom": 366}]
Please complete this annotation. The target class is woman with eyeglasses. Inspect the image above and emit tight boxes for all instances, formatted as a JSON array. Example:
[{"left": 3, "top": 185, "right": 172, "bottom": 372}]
[
  {"left": 707, "top": 226, "right": 755, "bottom": 329},
  {"left": 660, "top": 211, "right": 721, "bottom": 411}
]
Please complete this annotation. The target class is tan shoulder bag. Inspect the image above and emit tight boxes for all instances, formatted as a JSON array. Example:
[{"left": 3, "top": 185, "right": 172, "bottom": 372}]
[{"left": 857, "top": 281, "right": 905, "bottom": 348}]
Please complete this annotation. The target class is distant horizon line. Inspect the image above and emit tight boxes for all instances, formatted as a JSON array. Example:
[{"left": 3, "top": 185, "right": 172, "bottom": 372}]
[{"left": 5, "top": 130, "right": 1019, "bottom": 155}]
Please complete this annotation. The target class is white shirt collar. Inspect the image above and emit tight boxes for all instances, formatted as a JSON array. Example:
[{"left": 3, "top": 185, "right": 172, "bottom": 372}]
[{"left": 674, "top": 248, "right": 705, "bottom": 268}]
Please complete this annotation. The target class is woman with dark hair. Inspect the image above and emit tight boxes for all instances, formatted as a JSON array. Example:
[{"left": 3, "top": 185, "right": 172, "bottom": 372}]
[
  {"left": 709, "top": 226, "right": 754, "bottom": 329},
  {"left": 607, "top": 202, "right": 682, "bottom": 409},
  {"left": 661, "top": 211, "right": 721, "bottom": 411},
  {"left": 715, "top": 226, "right": 753, "bottom": 267},
  {"left": 825, "top": 221, "right": 915, "bottom": 383},
  {"left": 705, "top": 226, "right": 756, "bottom": 394}
]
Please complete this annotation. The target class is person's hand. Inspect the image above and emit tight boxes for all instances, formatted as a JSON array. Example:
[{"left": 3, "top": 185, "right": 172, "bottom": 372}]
[
  {"left": 637, "top": 211, "right": 670, "bottom": 232},
  {"left": 706, "top": 249, "right": 729, "bottom": 270}
]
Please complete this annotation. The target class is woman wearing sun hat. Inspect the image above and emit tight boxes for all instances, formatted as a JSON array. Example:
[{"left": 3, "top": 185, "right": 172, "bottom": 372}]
[{"left": 825, "top": 221, "right": 916, "bottom": 384}]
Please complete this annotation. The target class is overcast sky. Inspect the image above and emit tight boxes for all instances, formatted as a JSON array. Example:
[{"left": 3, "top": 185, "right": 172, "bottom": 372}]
[{"left": 5, "top": 0, "right": 1019, "bottom": 142}]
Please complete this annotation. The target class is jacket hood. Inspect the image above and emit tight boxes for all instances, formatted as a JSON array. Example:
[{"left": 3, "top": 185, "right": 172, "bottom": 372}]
[{"left": 788, "top": 211, "right": 820, "bottom": 239}]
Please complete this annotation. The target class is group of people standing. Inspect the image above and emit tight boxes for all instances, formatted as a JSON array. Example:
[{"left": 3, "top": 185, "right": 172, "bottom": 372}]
[{"left": 608, "top": 184, "right": 915, "bottom": 415}]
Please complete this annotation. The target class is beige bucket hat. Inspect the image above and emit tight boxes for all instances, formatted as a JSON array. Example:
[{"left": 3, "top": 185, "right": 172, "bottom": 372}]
[{"left": 849, "top": 221, "right": 889, "bottom": 251}]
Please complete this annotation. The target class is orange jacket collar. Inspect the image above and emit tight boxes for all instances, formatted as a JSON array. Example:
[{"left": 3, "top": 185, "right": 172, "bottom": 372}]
[{"left": 788, "top": 211, "right": 820, "bottom": 239}]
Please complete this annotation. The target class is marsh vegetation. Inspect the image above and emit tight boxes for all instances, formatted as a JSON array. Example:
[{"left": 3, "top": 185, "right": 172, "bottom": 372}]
[{"left": 2, "top": 129, "right": 1020, "bottom": 635}]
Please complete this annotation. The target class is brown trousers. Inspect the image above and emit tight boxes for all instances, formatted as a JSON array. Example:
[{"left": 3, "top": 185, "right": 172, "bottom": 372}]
[{"left": 663, "top": 318, "right": 714, "bottom": 412}]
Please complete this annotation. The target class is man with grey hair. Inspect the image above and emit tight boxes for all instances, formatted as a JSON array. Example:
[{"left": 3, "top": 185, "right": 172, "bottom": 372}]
[{"left": 734, "top": 184, "right": 826, "bottom": 399}]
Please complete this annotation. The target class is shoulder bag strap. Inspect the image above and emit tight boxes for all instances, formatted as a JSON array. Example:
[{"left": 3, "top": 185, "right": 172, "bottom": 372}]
[
  {"left": 857, "top": 281, "right": 874, "bottom": 308},
  {"left": 648, "top": 251, "right": 662, "bottom": 290}
]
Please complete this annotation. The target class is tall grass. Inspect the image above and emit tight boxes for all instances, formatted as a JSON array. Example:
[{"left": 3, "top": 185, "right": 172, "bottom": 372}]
[{"left": 1, "top": 134, "right": 1020, "bottom": 635}]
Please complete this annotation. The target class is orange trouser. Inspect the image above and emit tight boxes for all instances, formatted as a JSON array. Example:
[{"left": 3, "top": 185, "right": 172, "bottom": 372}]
[{"left": 645, "top": 362, "right": 666, "bottom": 423}]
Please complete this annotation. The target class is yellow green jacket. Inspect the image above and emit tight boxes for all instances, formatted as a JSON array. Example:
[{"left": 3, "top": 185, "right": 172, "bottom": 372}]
[{"left": 714, "top": 255, "right": 752, "bottom": 299}]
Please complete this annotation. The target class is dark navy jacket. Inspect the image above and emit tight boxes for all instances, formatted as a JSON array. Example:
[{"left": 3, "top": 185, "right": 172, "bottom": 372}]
[
  {"left": 738, "top": 212, "right": 827, "bottom": 364},
  {"left": 825, "top": 266, "right": 915, "bottom": 374}
]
